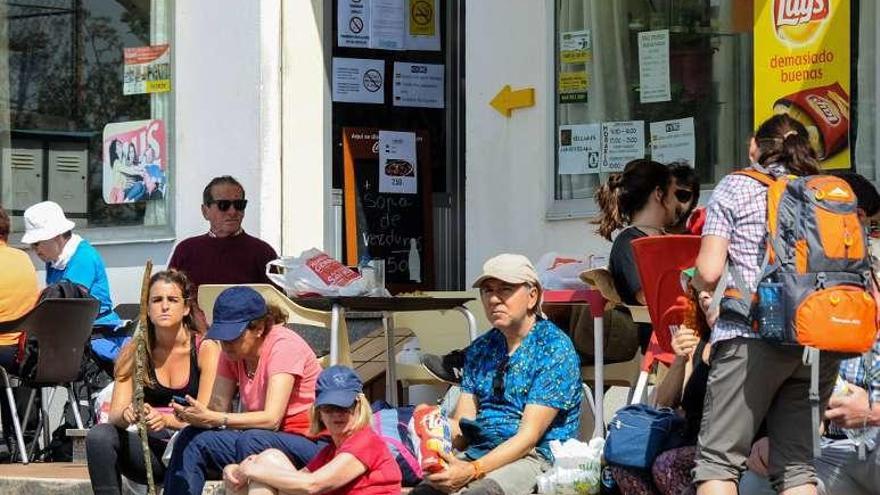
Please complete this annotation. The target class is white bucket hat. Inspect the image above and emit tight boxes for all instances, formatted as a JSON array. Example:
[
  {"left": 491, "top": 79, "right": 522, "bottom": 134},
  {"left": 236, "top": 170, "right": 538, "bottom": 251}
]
[{"left": 21, "top": 201, "right": 75, "bottom": 244}]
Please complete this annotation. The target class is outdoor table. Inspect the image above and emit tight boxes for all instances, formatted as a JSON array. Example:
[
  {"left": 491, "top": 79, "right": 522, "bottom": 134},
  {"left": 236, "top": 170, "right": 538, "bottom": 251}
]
[
  {"left": 542, "top": 289, "right": 608, "bottom": 438},
  {"left": 293, "top": 295, "right": 477, "bottom": 405}
]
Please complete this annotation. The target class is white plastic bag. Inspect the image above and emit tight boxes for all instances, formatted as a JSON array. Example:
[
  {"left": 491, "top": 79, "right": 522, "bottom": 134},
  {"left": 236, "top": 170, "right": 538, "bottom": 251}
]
[
  {"left": 266, "top": 248, "right": 369, "bottom": 297},
  {"left": 536, "top": 438, "right": 604, "bottom": 495},
  {"left": 535, "top": 253, "right": 592, "bottom": 290},
  {"left": 94, "top": 382, "right": 114, "bottom": 424}
]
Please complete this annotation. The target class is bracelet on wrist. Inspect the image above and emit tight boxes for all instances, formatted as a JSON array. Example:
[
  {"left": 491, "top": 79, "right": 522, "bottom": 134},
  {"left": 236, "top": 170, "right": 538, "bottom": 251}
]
[
  {"left": 218, "top": 413, "right": 229, "bottom": 430},
  {"left": 470, "top": 460, "right": 486, "bottom": 480}
]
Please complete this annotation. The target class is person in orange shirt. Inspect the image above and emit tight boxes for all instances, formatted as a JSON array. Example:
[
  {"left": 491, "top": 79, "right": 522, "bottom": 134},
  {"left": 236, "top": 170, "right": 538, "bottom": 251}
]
[{"left": 0, "top": 205, "right": 40, "bottom": 455}]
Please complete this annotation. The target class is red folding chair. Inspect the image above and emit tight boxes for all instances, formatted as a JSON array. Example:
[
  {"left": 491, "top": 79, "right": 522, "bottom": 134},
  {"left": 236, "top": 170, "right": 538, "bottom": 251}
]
[{"left": 629, "top": 235, "right": 702, "bottom": 403}]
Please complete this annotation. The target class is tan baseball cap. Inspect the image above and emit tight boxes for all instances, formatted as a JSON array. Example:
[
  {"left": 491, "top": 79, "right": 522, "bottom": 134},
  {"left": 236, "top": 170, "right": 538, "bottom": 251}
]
[{"left": 471, "top": 253, "right": 541, "bottom": 289}]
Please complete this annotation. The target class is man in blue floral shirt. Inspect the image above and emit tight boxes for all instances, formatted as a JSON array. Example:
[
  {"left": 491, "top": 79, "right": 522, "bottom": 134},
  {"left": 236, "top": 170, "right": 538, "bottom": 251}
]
[{"left": 412, "top": 254, "right": 582, "bottom": 495}]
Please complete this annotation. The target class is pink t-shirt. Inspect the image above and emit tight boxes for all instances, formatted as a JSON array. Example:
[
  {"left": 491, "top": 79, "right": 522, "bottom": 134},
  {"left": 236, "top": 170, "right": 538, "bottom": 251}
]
[
  {"left": 306, "top": 427, "right": 402, "bottom": 495},
  {"left": 217, "top": 325, "right": 321, "bottom": 433}
]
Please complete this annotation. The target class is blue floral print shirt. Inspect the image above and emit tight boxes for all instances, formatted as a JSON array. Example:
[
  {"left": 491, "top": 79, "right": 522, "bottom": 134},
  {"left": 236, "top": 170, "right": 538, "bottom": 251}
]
[{"left": 460, "top": 318, "right": 582, "bottom": 461}]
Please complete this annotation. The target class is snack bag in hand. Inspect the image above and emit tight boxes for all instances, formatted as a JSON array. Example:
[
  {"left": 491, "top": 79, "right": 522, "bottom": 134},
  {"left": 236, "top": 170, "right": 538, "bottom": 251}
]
[{"left": 413, "top": 404, "right": 452, "bottom": 473}]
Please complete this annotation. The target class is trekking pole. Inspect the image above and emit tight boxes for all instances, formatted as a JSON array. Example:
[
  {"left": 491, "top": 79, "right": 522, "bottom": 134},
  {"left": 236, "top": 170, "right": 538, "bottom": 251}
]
[{"left": 134, "top": 260, "right": 156, "bottom": 495}]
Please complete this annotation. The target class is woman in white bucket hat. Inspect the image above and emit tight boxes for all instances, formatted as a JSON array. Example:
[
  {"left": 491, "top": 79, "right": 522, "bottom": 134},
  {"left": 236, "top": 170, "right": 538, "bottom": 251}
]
[{"left": 22, "top": 201, "right": 122, "bottom": 351}]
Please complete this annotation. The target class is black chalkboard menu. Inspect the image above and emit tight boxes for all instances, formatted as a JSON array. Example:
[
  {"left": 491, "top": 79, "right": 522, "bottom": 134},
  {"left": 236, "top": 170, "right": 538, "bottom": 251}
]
[{"left": 342, "top": 127, "right": 434, "bottom": 293}]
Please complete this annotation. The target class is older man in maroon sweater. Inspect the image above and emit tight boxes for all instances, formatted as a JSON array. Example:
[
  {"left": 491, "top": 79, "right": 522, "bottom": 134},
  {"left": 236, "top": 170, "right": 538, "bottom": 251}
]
[{"left": 168, "top": 176, "right": 278, "bottom": 328}]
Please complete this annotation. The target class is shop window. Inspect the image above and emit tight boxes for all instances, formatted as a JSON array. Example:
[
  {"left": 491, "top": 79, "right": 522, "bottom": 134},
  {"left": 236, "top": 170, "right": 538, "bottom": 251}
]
[
  {"left": 552, "top": 0, "right": 878, "bottom": 218},
  {"left": 0, "top": 0, "right": 173, "bottom": 240}
]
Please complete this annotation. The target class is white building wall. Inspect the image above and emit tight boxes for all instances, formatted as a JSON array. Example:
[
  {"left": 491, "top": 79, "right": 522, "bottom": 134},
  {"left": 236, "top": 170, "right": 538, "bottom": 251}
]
[
  {"left": 30, "top": 0, "right": 280, "bottom": 307},
  {"left": 465, "top": 0, "right": 608, "bottom": 281}
]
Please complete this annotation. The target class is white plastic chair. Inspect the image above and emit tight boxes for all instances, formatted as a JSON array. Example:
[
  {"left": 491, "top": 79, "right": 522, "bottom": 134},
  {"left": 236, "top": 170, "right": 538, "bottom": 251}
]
[
  {"left": 392, "top": 290, "right": 489, "bottom": 387},
  {"left": 197, "top": 284, "right": 352, "bottom": 367}
]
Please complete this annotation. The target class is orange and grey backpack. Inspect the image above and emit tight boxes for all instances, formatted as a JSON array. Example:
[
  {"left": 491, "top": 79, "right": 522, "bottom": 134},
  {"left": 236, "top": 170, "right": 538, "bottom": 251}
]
[
  {"left": 720, "top": 169, "right": 878, "bottom": 353},
  {"left": 715, "top": 168, "right": 880, "bottom": 455}
]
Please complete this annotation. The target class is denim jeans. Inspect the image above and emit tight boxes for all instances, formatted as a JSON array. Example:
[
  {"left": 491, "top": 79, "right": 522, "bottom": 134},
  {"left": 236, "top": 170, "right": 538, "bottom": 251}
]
[{"left": 162, "top": 427, "right": 328, "bottom": 495}]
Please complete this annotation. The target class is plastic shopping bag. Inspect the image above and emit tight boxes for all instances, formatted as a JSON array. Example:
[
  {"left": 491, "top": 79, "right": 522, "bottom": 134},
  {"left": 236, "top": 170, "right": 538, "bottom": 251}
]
[
  {"left": 94, "top": 382, "right": 114, "bottom": 424},
  {"left": 535, "top": 253, "right": 592, "bottom": 290},
  {"left": 536, "top": 438, "right": 604, "bottom": 495},
  {"left": 266, "top": 248, "right": 368, "bottom": 297}
]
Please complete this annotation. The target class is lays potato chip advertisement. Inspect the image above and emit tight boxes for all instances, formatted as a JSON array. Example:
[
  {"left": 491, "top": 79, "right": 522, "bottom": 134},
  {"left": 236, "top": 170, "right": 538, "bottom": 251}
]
[{"left": 754, "top": 0, "right": 850, "bottom": 169}]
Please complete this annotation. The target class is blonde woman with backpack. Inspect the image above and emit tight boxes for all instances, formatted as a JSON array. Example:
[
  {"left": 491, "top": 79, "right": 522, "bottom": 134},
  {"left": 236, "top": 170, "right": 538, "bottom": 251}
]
[{"left": 689, "top": 114, "right": 845, "bottom": 495}]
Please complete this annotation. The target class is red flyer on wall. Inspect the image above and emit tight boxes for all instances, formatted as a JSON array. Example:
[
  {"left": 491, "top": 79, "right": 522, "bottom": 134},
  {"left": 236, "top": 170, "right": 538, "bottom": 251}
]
[
  {"left": 102, "top": 119, "right": 167, "bottom": 204},
  {"left": 123, "top": 44, "right": 171, "bottom": 95}
]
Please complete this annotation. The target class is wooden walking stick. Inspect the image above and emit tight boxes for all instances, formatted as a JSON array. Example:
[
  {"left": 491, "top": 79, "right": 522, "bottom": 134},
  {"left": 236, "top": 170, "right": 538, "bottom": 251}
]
[{"left": 133, "top": 260, "right": 156, "bottom": 495}]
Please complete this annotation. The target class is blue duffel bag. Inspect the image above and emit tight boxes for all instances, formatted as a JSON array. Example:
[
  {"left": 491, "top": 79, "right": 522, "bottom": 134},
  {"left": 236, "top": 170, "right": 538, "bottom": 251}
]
[{"left": 604, "top": 403, "right": 687, "bottom": 469}]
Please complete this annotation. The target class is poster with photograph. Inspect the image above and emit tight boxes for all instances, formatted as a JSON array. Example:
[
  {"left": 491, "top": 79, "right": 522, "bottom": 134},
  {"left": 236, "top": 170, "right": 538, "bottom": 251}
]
[
  {"left": 102, "top": 120, "right": 167, "bottom": 204},
  {"left": 123, "top": 44, "right": 171, "bottom": 95},
  {"left": 378, "top": 130, "right": 417, "bottom": 194},
  {"left": 754, "top": 0, "right": 850, "bottom": 169}
]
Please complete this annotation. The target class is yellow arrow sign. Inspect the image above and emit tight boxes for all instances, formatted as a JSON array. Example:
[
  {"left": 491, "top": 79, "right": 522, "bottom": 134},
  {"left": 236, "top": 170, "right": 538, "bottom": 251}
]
[{"left": 490, "top": 85, "right": 535, "bottom": 117}]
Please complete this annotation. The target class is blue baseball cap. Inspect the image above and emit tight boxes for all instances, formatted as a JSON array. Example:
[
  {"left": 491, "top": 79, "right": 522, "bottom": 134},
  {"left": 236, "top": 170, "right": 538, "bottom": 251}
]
[
  {"left": 206, "top": 287, "right": 268, "bottom": 341},
  {"left": 315, "top": 366, "right": 363, "bottom": 408}
]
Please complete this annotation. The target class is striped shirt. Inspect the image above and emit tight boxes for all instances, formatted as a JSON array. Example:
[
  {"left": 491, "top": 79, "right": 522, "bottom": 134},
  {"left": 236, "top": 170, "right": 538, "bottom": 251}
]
[{"left": 702, "top": 171, "right": 768, "bottom": 343}]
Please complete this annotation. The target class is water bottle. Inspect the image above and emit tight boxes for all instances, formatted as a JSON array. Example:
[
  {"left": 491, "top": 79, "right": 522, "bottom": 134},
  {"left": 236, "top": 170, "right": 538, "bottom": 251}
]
[
  {"left": 833, "top": 378, "right": 880, "bottom": 452},
  {"left": 599, "top": 464, "right": 619, "bottom": 494},
  {"left": 756, "top": 282, "right": 786, "bottom": 342},
  {"left": 358, "top": 255, "right": 375, "bottom": 293}
]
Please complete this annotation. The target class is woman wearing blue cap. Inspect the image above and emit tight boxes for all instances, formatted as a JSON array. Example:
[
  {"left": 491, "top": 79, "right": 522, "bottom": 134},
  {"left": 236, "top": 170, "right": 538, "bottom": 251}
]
[
  {"left": 164, "top": 286, "right": 326, "bottom": 494},
  {"left": 222, "top": 365, "right": 402, "bottom": 495}
]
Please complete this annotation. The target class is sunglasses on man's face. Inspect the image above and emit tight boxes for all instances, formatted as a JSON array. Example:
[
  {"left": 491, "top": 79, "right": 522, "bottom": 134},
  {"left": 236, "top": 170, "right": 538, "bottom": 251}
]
[
  {"left": 673, "top": 189, "right": 694, "bottom": 203},
  {"left": 208, "top": 199, "right": 248, "bottom": 212},
  {"left": 493, "top": 355, "right": 510, "bottom": 398}
]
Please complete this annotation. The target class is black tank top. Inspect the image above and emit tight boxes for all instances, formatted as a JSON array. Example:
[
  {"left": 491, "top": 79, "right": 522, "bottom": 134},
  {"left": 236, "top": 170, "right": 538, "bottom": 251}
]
[{"left": 142, "top": 335, "right": 201, "bottom": 407}]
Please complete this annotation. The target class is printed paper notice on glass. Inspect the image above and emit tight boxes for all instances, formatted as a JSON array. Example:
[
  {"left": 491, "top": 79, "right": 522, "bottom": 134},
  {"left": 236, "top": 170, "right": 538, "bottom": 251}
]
[
  {"left": 379, "top": 131, "right": 418, "bottom": 194},
  {"left": 123, "top": 44, "right": 171, "bottom": 95},
  {"left": 559, "top": 71, "right": 589, "bottom": 104},
  {"left": 332, "top": 58, "right": 385, "bottom": 104},
  {"left": 393, "top": 62, "right": 444, "bottom": 108},
  {"left": 638, "top": 30, "right": 671, "bottom": 103},
  {"left": 338, "top": 0, "right": 371, "bottom": 48},
  {"left": 560, "top": 30, "right": 592, "bottom": 64},
  {"left": 406, "top": 0, "right": 441, "bottom": 51},
  {"left": 601, "top": 121, "right": 645, "bottom": 173},
  {"left": 558, "top": 124, "right": 601, "bottom": 175},
  {"left": 371, "top": 0, "right": 406, "bottom": 50},
  {"left": 650, "top": 117, "right": 696, "bottom": 166}
]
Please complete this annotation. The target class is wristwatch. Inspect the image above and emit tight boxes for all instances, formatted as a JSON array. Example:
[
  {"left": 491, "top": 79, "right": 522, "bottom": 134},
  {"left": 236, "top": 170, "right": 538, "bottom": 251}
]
[{"left": 218, "top": 414, "right": 229, "bottom": 430}]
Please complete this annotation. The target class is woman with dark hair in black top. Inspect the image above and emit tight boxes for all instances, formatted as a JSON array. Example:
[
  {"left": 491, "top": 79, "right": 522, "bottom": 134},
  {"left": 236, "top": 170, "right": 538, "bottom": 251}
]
[{"left": 86, "top": 270, "right": 221, "bottom": 494}]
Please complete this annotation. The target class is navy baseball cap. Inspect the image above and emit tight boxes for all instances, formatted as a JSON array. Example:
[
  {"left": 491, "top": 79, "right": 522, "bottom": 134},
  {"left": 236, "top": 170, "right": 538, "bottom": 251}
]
[
  {"left": 315, "top": 366, "right": 363, "bottom": 408},
  {"left": 206, "top": 286, "right": 268, "bottom": 341}
]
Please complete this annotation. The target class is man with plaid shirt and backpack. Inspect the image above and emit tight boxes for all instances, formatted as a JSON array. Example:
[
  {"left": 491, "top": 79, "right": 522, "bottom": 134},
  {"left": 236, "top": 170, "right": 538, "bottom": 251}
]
[
  {"left": 689, "top": 115, "right": 853, "bottom": 495},
  {"left": 740, "top": 171, "right": 880, "bottom": 495}
]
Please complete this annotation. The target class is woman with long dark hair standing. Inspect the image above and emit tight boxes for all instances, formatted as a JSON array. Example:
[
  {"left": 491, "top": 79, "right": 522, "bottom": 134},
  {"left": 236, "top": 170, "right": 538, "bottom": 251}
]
[{"left": 690, "top": 114, "right": 841, "bottom": 495}]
